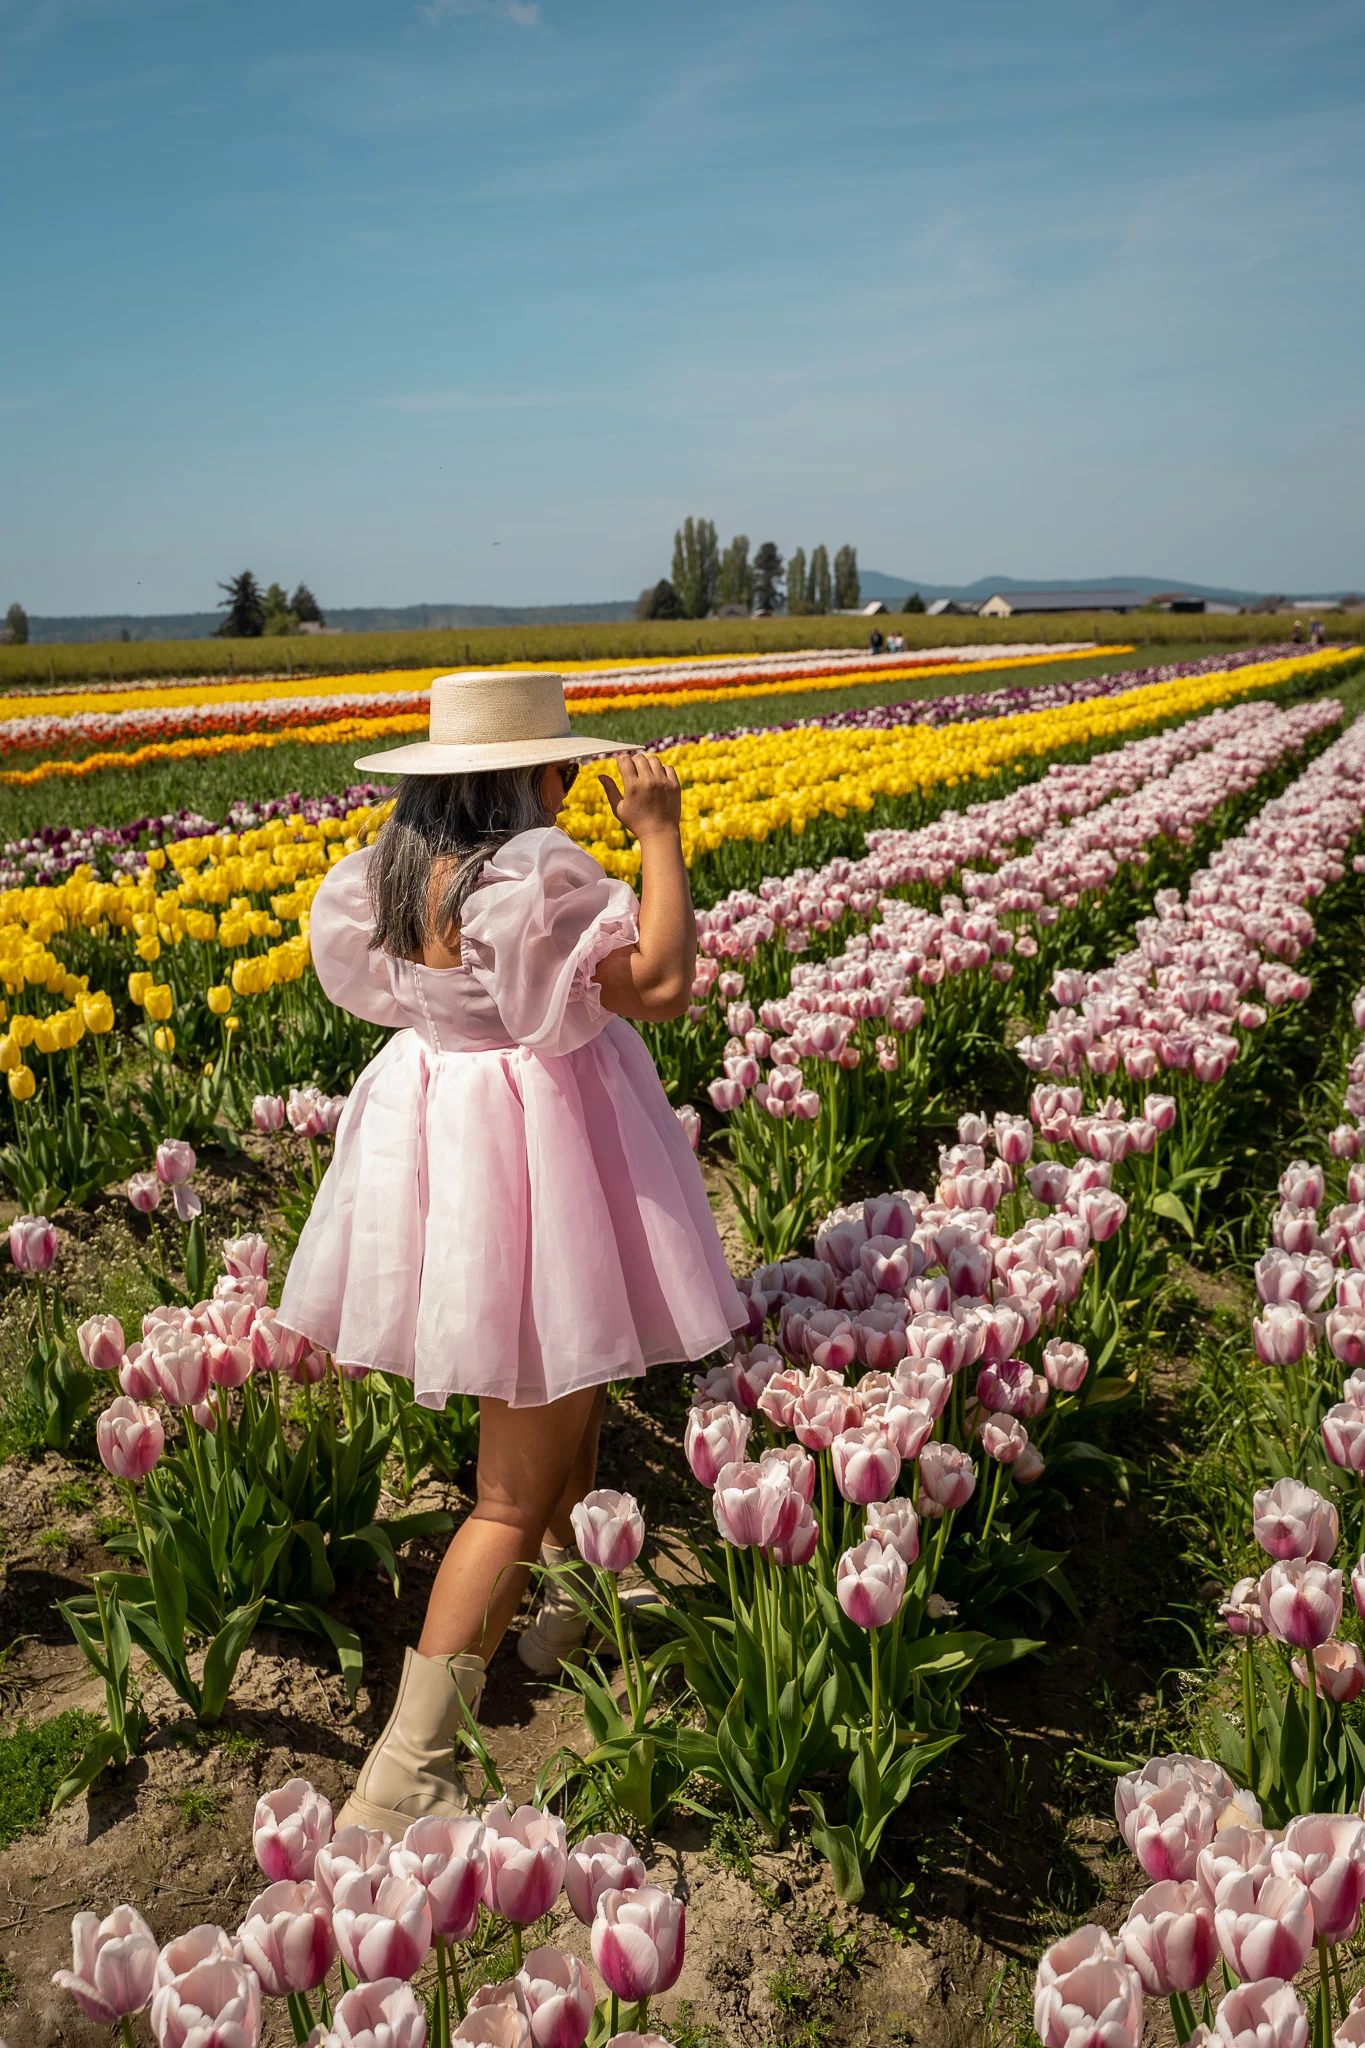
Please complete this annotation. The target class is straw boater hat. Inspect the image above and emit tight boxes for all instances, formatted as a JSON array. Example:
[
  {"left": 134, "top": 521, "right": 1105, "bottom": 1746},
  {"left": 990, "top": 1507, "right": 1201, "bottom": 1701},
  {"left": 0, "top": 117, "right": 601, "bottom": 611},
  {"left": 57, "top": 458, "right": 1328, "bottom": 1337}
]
[{"left": 354, "top": 670, "right": 608, "bottom": 776}]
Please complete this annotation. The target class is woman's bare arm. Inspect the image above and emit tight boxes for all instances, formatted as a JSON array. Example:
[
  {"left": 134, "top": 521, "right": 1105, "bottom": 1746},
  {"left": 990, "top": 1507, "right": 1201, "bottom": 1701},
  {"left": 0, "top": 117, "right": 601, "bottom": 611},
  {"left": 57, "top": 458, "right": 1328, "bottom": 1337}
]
[{"left": 593, "top": 752, "right": 696, "bottom": 1022}]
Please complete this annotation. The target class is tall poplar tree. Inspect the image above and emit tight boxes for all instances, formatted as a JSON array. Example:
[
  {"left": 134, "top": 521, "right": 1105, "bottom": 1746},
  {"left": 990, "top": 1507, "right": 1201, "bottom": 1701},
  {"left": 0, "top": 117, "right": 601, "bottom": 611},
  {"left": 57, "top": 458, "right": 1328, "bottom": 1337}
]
[
  {"left": 671, "top": 517, "right": 720, "bottom": 618},
  {"left": 787, "top": 548, "right": 808, "bottom": 614},
  {"left": 809, "top": 545, "right": 832, "bottom": 614},
  {"left": 718, "top": 535, "right": 754, "bottom": 611},
  {"left": 752, "top": 542, "right": 784, "bottom": 614},
  {"left": 833, "top": 544, "right": 860, "bottom": 610}
]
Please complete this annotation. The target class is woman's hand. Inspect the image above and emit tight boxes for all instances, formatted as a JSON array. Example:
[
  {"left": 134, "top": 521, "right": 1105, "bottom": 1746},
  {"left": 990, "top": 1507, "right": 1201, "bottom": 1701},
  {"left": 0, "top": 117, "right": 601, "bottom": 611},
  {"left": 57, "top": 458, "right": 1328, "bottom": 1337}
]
[{"left": 599, "top": 751, "right": 682, "bottom": 841}]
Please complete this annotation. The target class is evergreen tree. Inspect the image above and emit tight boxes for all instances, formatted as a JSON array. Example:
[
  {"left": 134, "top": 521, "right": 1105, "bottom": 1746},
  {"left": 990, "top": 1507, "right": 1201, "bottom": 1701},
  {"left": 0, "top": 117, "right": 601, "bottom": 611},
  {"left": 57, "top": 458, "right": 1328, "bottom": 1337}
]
[
  {"left": 670, "top": 517, "right": 720, "bottom": 618},
  {"left": 291, "top": 582, "right": 323, "bottom": 624},
  {"left": 752, "top": 541, "right": 785, "bottom": 614},
  {"left": 903, "top": 590, "right": 926, "bottom": 613},
  {"left": 642, "top": 578, "right": 685, "bottom": 620},
  {"left": 4, "top": 602, "right": 28, "bottom": 645},
  {"left": 787, "top": 547, "right": 808, "bottom": 614},
  {"left": 718, "top": 535, "right": 754, "bottom": 611},
  {"left": 216, "top": 570, "right": 266, "bottom": 638},
  {"left": 809, "top": 545, "right": 832, "bottom": 615},
  {"left": 261, "top": 583, "right": 300, "bottom": 637},
  {"left": 833, "top": 544, "right": 860, "bottom": 609}
]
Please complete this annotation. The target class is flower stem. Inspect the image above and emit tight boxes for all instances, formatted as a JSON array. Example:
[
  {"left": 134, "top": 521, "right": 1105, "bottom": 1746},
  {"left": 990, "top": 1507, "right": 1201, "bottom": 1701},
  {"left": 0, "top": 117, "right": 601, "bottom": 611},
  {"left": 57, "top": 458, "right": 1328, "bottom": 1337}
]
[
  {"left": 608, "top": 1572, "right": 640, "bottom": 1726},
  {"left": 435, "top": 1934, "right": 451, "bottom": 2046},
  {"left": 870, "top": 1624, "right": 882, "bottom": 1760},
  {"left": 1306, "top": 1654, "right": 1321, "bottom": 1813},
  {"left": 510, "top": 1923, "right": 523, "bottom": 1974}
]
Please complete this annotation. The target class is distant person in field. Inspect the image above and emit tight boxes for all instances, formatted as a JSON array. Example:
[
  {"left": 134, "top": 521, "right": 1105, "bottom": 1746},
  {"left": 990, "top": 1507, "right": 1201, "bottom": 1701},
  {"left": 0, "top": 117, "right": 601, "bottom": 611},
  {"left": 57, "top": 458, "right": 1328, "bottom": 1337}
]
[
  {"left": 869, "top": 627, "right": 885, "bottom": 656},
  {"left": 279, "top": 672, "right": 744, "bottom": 1836},
  {"left": 1310, "top": 616, "right": 1324, "bottom": 647}
]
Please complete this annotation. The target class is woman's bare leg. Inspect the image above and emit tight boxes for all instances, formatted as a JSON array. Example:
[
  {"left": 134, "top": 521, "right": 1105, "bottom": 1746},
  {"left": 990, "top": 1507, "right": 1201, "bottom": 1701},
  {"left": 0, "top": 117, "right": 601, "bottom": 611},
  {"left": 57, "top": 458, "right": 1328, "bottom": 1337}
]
[
  {"left": 417, "top": 1385, "right": 602, "bottom": 1662},
  {"left": 545, "top": 1383, "right": 608, "bottom": 1549}
]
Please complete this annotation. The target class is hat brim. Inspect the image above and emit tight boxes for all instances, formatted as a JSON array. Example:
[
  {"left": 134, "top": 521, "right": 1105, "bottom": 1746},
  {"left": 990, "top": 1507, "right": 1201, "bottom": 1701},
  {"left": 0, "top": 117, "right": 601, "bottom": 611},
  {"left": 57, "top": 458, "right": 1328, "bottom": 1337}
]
[{"left": 353, "top": 733, "right": 618, "bottom": 776}]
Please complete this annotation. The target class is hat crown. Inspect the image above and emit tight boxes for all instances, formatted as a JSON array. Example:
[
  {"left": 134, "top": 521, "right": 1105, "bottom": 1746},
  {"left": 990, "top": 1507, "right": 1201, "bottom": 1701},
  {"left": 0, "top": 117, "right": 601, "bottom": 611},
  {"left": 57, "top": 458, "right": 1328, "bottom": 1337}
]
[{"left": 428, "top": 670, "right": 571, "bottom": 748}]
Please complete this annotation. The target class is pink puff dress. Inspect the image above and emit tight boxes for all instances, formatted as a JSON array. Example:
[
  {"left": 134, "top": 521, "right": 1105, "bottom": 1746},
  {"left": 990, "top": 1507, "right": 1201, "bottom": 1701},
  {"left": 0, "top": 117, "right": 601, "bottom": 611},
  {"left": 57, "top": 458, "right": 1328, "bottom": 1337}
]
[{"left": 277, "top": 825, "right": 746, "bottom": 1407}]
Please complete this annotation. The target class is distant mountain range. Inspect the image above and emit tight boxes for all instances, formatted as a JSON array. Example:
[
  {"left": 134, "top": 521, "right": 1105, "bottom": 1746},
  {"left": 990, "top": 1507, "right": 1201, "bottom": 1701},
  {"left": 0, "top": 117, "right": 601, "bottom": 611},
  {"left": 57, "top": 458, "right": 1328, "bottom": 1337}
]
[{"left": 24, "top": 574, "right": 1357, "bottom": 645}]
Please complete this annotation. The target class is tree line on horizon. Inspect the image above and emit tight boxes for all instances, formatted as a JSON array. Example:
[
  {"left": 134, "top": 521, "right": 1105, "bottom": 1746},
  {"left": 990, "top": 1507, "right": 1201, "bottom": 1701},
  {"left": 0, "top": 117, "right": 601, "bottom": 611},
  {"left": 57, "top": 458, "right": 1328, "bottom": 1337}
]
[
  {"left": 636, "top": 520, "right": 868, "bottom": 620},
  {"left": 216, "top": 570, "right": 326, "bottom": 638}
]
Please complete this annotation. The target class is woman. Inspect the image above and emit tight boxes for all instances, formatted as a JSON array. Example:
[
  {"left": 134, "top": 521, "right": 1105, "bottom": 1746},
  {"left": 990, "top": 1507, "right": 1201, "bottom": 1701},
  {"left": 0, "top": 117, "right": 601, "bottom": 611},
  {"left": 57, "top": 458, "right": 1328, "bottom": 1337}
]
[{"left": 278, "top": 668, "right": 744, "bottom": 1837}]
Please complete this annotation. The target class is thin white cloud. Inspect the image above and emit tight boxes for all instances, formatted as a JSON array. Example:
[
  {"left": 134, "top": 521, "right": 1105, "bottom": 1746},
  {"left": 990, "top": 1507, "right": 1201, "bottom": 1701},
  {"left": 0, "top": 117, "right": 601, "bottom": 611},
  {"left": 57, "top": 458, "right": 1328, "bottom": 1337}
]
[
  {"left": 419, "top": 0, "right": 542, "bottom": 25},
  {"left": 378, "top": 388, "right": 571, "bottom": 412}
]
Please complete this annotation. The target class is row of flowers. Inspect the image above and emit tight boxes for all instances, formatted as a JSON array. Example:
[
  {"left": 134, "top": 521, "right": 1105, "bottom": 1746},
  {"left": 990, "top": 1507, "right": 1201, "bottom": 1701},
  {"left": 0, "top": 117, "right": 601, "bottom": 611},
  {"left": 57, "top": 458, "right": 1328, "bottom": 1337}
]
[
  {"left": 0, "top": 645, "right": 1110, "bottom": 780},
  {"left": 54, "top": 1778, "right": 684, "bottom": 2048}
]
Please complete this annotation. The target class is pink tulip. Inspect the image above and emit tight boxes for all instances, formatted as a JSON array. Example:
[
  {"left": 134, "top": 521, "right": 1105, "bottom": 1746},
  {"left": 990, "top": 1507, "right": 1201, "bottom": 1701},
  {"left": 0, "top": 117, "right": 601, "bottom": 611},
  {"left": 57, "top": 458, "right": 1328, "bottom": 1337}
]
[
  {"left": 252, "top": 1093, "right": 286, "bottom": 1134},
  {"left": 315, "top": 1824, "right": 395, "bottom": 1908},
  {"left": 835, "top": 1536, "right": 907, "bottom": 1627},
  {"left": 977, "top": 1357, "right": 1045, "bottom": 1418},
  {"left": 236, "top": 1878, "right": 335, "bottom": 1995},
  {"left": 152, "top": 1925, "right": 241, "bottom": 1991},
  {"left": 1212, "top": 1865, "right": 1314, "bottom": 1981},
  {"left": 917, "top": 1440, "right": 976, "bottom": 1516},
  {"left": 801, "top": 1310, "right": 857, "bottom": 1373},
  {"left": 590, "top": 1886, "right": 685, "bottom": 2001},
  {"left": 77, "top": 1312, "right": 125, "bottom": 1373},
  {"left": 1280, "top": 1160, "right": 1326, "bottom": 1210},
  {"left": 1014, "top": 1441, "right": 1046, "bottom": 1484},
  {"left": 792, "top": 1383, "right": 863, "bottom": 1451},
  {"left": 249, "top": 1306, "right": 306, "bottom": 1375},
  {"left": 1327, "top": 1307, "right": 1365, "bottom": 1369},
  {"left": 892, "top": 1356, "right": 951, "bottom": 1418},
  {"left": 1130, "top": 1780, "right": 1227, "bottom": 1882},
  {"left": 1220, "top": 1578, "right": 1269, "bottom": 1638},
  {"left": 253, "top": 1778, "right": 334, "bottom": 1882},
  {"left": 97, "top": 1395, "right": 165, "bottom": 1482},
  {"left": 1271, "top": 1813, "right": 1365, "bottom": 1944},
  {"left": 865, "top": 1497, "right": 919, "bottom": 1565},
  {"left": 222, "top": 1233, "right": 269, "bottom": 1281},
  {"left": 1254, "top": 1305, "right": 1315, "bottom": 1367},
  {"left": 1120, "top": 1878, "right": 1217, "bottom": 1995},
  {"left": 482, "top": 1801, "right": 568, "bottom": 1924},
  {"left": 707, "top": 1077, "right": 746, "bottom": 1112},
  {"left": 979, "top": 1413, "right": 1029, "bottom": 1465},
  {"left": 759, "top": 1442, "right": 817, "bottom": 1504},
  {"left": 1116, "top": 1756, "right": 1234, "bottom": 1855},
  {"left": 1042, "top": 1339, "right": 1089, "bottom": 1393},
  {"left": 515, "top": 1946, "right": 595, "bottom": 2048},
  {"left": 570, "top": 1490, "right": 645, "bottom": 1572},
  {"left": 730, "top": 1342, "right": 785, "bottom": 1409},
  {"left": 144, "top": 1323, "right": 211, "bottom": 1408},
  {"left": 328, "top": 1977, "right": 429, "bottom": 2048},
  {"left": 859, "top": 1234, "right": 913, "bottom": 1292},
  {"left": 880, "top": 1398, "right": 934, "bottom": 1462},
  {"left": 1034, "top": 1958, "right": 1143, "bottom": 2048},
  {"left": 9, "top": 1213, "right": 56, "bottom": 1273},
  {"left": 1212, "top": 1978, "right": 1308, "bottom": 2048},
  {"left": 564, "top": 1832, "right": 646, "bottom": 1925},
  {"left": 602, "top": 2036, "right": 672, "bottom": 2048},
  {"left": 333, "top": 1867, "right": 432, "bottom": 1982},
  {"left": 389, "top": 1815, "right": 488, "bottom": 1940},
  {"left": 1026, "top": 1162, "right": 1073, "bottom": 1206},
  {"left": 1196, "top": 1824, "right": 1273, "bottom": 1909},
  {"left": 150, "top": 1958, "right": 262, "bottom": 2048},
  {"left": 831, "top": 1425, "right": 901, "bottom": 1506},
  {"left": 1325, "top": 1400, "right": 1365, "bottom": 1472},
  {"left": 1259, "top": 1559, "right": 1343, "bottom": 1648},
  {"left": 712, "top": 1462, "right": 802, "bottom": 1549},
  {"left": 1034, "top": 1923, "right": 1120, "bottom": 1999},
  {"left": 675, "top": 1104, "right": 701, "bottom": 1152},
  {"left": 52, "top": 1904, "right": 158, "bottom": 2023},
  {"left": 155, "top": 1138, "right": 197, "bottom": 1186},
  {"left": 1253, "top": 1478, "right": 1339, "bottom": 1563}
]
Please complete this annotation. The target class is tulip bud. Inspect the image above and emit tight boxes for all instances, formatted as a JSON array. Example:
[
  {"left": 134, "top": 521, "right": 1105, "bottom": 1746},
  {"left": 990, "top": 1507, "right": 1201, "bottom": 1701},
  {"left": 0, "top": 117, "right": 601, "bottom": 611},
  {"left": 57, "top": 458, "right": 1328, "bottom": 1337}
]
[
  {"left": 253, "top": 1778, "right": 334, "bottom": 1883},
  {"left": 830, "top": 1425, "right": 901, "bottom": 1506},
  {"left": 570, "top": 1490, "right": 645, "bottom": 1572},
  {"left": 78, "top": 1312, "right": 126, "bottom": 1373},
  {"left": 835, "top": 1535, "right": 906, "bottom": 1627},
  {"left": 590, "top": 1886, "right": 686, "bottom": 2001},
  {"left": 1259, "top": 1558, "right": 1343, "bottom": 1648},
  {"left": 481, "top": 1802, "right": 568, "bottom": 1925},
  {"left": 96, "top": 1396, "right": 165, "bottom": 1482},
  {"left": 8, "top": 1213, "right": 56, "bottom": 1273}
]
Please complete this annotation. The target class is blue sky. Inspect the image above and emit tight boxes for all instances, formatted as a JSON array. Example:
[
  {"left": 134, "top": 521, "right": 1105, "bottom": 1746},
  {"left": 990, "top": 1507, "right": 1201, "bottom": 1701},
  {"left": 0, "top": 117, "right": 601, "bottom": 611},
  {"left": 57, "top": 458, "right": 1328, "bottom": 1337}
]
[{"left": 3, "top": 0, "right": 1363, "bottom": 614}]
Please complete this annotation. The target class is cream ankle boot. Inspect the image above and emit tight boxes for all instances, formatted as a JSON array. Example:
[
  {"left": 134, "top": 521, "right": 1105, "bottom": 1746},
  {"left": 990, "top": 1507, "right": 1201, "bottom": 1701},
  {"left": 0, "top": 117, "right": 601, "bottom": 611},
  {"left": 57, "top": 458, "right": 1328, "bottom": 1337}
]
[
  {"left": 517, "top": 1543, "right": 591, "bottom": 1677},
  {"left": 335, "top": 1647, "right": 485, "bottom": 1837}
]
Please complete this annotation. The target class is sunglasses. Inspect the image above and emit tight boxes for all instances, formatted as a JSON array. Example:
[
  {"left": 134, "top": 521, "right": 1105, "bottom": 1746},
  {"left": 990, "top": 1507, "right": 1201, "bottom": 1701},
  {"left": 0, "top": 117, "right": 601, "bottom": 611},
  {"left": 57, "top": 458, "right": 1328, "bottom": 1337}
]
[{"left": 554, "top": 762, "right": 580, "bottom": 794}]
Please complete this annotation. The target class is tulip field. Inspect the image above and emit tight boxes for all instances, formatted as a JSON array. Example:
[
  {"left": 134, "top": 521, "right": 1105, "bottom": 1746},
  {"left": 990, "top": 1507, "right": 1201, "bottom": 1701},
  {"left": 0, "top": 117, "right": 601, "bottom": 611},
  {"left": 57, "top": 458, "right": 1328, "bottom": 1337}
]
[{"left": 10, "top": 636, "right": 1365, "bottom": 2042}]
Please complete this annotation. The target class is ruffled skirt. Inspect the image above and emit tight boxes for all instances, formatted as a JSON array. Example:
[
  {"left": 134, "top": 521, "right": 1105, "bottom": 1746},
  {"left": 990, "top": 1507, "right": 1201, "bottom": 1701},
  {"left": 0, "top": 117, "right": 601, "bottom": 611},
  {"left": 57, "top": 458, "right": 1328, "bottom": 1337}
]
[{"left": 278, "top": 1018, "right": 745, "bottom": 1407}]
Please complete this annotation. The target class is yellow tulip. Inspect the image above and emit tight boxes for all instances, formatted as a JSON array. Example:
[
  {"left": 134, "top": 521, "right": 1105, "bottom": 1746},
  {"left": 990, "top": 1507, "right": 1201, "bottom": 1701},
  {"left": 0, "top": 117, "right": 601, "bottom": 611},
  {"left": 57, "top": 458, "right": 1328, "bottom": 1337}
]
[
  {"left": 136, "top": 934, "right": 161, "bottom": 963},
  {"left": 153, "top": 1026, "right": 175, "bottom": 1054},
  {"left": 224, "top": 1015, "right": 241, "bottom": 1033},
  {"left": 81, "top": 992, "right": 115, "bottom": 1034},
  {"left": 33, "top": 1017, "right": 60, "bottom": 1055},
  {"left": 128, "top": 970, "right": 154, "bottom": 1005},
  {"left": 206, "top": 985, "right": 232, "bottom": 1015},
  {"left": 8, "top": 1012, "right": 35, "bottom": 1049},
  {"left": 8, "top": 1065, "right": 35, "bottom": 1100},
  {"left": 143, "top": 984, "right": 174, "bottom": 1023},
  {"left": 0, "top": 1034, "right": 17, "bottom": 1072}
]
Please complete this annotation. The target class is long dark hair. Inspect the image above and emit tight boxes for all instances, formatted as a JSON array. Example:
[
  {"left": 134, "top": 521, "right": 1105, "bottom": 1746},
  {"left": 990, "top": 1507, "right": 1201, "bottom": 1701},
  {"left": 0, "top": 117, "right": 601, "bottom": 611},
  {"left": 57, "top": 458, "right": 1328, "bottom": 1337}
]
[{"left": 366, "top": 767, "right": 550, "bottom": 959}]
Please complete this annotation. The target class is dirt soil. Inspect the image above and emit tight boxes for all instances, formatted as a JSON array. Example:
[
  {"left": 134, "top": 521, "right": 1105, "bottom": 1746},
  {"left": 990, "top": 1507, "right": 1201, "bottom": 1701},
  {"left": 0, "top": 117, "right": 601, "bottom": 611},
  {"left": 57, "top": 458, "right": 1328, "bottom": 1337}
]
[{"left": 0, "top": 1146, "right": 1183, "bottom": 2047}]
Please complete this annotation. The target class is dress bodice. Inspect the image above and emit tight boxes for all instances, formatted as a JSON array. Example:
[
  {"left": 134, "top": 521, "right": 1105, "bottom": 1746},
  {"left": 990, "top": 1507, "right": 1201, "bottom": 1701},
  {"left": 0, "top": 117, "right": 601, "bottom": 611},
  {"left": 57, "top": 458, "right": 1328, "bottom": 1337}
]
[{"left": 305, "top": 828, "right": 640, "bottom": 1058}]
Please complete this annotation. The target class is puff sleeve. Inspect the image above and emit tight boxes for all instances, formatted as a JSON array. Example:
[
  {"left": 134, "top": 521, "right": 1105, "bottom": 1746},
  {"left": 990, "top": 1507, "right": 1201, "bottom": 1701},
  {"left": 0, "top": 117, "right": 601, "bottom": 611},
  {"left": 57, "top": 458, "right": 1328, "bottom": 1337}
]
[
  {"left": 460, "top": 827, "right": 640, "bottom": 1056},
  {"left": 303, "top": 847, "right": 410, "bottom": 1030}
]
